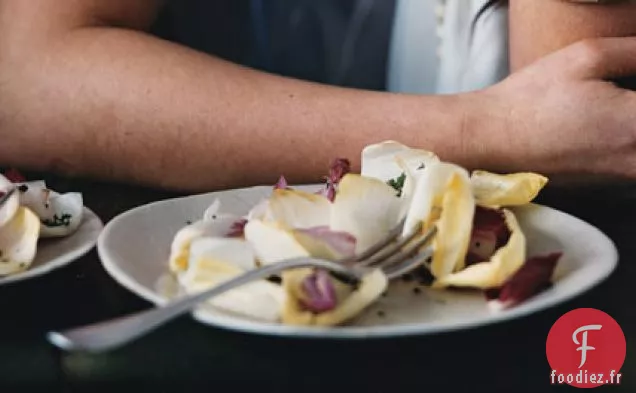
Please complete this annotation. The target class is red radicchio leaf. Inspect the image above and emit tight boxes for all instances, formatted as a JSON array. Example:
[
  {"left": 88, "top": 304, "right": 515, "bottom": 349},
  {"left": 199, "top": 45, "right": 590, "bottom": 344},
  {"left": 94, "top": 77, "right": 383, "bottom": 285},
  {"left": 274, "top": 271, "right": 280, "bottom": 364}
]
[
  {"left": 225, "top": 219, "right": 248, "bottom": 237},
  {"left": 274, "top": 175, "right": 290, "bottom": 190},
  {"left": 486, "top": 252, "right": 562, "bottom": 310},
  {"left": 300, "top": 269, "right": 338, "bottom": 313},
  {"left": 295, "top": 226, "right": 357, "bottom": 258},
  {"left": 466, "top": 206, "right": 511, "bottom": 266},
  {"left": 328, "top": 158, "right": 351, "bottom": 184},
  {"left": 316, "top": 158, "right": 351, "bottom": 203},
  {"left": 4, "top": 168, "right": 26, "bottom": 183}
]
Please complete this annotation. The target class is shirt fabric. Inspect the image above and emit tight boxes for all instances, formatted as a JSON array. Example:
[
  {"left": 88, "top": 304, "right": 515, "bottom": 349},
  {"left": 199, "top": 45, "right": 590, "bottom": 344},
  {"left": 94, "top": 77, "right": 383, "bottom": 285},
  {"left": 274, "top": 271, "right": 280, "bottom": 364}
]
[{"left": 150, "top": 0, "right": 509, "bottom": 95}]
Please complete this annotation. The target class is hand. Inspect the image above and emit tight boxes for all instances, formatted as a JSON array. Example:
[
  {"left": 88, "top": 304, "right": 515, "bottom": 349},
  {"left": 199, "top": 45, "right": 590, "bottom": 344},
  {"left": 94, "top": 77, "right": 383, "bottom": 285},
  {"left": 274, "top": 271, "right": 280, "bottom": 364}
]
[{"left": 476, "top": 37, "right": 636, "bottom": 184}]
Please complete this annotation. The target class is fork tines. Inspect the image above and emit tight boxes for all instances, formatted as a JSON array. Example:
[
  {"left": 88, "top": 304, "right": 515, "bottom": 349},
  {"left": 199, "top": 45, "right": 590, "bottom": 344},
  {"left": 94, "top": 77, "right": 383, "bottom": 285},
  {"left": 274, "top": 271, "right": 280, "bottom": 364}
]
[{"left": 349, "top": 219, "right": 437, "bottom": 279}]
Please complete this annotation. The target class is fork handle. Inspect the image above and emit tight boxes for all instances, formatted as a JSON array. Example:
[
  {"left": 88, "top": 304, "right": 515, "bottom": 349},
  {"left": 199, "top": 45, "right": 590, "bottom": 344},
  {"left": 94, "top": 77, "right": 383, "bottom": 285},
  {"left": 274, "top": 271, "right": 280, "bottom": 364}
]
[{"left": 47, "top": 258, "right": 355, "bottom": 353}]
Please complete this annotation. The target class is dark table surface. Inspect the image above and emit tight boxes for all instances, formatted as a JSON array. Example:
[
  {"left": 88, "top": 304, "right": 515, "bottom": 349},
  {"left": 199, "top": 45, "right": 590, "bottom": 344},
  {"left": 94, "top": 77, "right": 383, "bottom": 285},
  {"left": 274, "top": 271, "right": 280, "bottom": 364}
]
[{"left": 1, "top": 173, "right": 636, "bottom": 393}]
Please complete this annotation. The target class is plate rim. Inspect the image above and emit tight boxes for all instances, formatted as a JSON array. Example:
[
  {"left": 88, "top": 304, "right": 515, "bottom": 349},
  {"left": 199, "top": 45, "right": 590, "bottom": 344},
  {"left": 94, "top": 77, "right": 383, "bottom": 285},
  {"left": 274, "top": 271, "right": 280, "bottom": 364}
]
[
  {"left": 97, "top": 186, "right": 619, "bottom": 339},
  {"left": 0, "top": 207, "right": 104, "bottom": 286}
]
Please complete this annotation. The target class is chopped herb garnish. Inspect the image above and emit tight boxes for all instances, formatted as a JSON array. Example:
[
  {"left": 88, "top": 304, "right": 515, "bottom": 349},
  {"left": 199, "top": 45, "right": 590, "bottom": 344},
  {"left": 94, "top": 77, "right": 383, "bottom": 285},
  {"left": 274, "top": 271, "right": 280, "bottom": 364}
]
[
  {"left": 387, "top": 172, "right": 406, "bottom": 197},
  {"left": 42, "top": 213, "right": 72, "bottom": 227}
]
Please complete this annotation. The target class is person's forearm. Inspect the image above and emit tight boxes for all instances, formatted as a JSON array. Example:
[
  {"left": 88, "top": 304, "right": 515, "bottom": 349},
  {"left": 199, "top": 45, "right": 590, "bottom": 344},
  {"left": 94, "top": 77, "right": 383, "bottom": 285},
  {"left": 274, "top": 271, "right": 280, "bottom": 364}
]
[{"left": 0, "top": 27, "right": 493, "bottom": 191}]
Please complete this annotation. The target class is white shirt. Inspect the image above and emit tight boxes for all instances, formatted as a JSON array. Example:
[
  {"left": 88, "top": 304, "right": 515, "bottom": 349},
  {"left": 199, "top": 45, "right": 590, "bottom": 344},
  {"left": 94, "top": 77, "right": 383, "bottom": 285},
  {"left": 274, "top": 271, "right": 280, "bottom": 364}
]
[{"left": 387, "top": 0, "right": 509, "bottom": 94}]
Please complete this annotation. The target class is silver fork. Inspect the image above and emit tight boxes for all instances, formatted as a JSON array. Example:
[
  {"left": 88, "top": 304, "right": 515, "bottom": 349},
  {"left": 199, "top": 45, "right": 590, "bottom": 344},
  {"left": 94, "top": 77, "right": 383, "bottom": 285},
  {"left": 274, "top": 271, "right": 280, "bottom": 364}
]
[{"left": 47, "top": 220, "right": 436, "bottom": 353}]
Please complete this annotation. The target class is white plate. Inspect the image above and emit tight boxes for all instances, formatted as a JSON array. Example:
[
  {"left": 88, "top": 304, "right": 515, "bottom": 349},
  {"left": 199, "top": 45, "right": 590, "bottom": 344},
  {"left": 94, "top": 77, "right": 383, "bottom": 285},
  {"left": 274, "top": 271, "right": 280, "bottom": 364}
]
[
  {"left": 0, "top": 208, "right": 104, "bottom": 286},
  {"left": 98, "top": 185, "right": 618, "bottom": 339}
]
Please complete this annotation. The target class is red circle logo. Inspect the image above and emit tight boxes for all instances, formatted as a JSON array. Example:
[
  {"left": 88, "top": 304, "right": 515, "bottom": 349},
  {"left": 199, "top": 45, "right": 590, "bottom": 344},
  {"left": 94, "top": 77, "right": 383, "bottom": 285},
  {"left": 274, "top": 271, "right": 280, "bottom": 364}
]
[{"left": 546, "top": 308, "right": 626, "bottom": 388}]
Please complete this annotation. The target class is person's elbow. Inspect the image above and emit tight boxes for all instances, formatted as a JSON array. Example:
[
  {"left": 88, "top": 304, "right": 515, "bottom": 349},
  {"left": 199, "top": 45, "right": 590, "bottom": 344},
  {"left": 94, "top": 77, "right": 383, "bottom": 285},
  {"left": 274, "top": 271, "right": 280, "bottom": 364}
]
[{"left": 0, "top": 0, "right": 161, "bottom": 72}]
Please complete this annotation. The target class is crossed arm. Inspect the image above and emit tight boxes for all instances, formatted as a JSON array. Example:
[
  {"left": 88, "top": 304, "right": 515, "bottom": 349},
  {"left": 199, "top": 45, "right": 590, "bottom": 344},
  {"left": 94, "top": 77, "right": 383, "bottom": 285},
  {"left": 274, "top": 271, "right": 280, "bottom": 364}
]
[
  {"left": 0, "top": 0, "right": 635, "bottom": 191},
  {"left": 509, "top": 0, "right": 636, "bottom": 70}
]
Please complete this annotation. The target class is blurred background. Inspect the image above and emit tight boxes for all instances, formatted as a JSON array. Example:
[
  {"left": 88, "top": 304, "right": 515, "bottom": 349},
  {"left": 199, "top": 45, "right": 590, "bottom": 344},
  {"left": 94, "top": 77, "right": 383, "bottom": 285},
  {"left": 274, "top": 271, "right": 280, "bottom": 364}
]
[{"left": 151, "top": 0, "right": 397, "bottom": 91}]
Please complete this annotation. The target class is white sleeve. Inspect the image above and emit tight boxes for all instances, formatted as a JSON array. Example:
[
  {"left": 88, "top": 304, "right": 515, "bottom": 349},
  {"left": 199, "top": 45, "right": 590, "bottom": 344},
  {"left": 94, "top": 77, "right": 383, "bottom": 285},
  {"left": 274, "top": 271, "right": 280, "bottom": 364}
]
[
  {"left": 387, "top": 0, "right": 509, "bottom": 95},
  {"left": 436, "top": 0, "right": 509, "bottom": 94}
]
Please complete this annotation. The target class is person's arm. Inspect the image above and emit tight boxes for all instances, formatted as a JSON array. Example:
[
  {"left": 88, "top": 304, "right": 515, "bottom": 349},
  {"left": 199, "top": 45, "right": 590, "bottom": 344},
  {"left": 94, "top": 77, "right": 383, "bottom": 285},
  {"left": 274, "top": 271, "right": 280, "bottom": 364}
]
[
  {"left": 3, "top": 1, "right": 636, "bottom": 192},
  {"left": 0, "top": 0, "right": 484, "bottom": 191},
  {"left": 509, "top": 0, "right": 636, "bottom": 72}
]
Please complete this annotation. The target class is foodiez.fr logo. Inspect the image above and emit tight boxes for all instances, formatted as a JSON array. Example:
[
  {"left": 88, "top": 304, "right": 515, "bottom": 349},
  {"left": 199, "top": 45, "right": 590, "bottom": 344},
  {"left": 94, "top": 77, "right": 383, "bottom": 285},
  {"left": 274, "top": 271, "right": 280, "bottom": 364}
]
[{"left": 546, "top": 308, "right": 626, "bottom": 388}]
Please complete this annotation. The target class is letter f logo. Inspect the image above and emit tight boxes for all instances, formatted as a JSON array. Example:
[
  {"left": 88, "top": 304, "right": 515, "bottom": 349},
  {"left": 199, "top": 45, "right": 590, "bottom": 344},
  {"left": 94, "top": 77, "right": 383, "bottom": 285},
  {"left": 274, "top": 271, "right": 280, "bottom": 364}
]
[{"left": 573, "top": 324, "right": 602, "bottom": 368}]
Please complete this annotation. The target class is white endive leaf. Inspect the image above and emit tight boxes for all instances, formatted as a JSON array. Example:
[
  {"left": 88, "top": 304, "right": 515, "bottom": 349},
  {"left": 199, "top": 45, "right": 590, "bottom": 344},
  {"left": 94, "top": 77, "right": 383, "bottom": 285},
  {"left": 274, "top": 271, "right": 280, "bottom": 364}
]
[
  {"left": 203, "top": 199, "right": 222, "bottom": 221},
  {"left": 182, "top": 237, "right": 283, "bottom": 322},
  {"left": 6, "top": 180, "right": 85, "bottom": 238},
  {"left": 0, "top": 174, "right": 11, "bottom": 189},
  {"left": 15, "top": 181, "right": 50, "bottom": 218},
  {"left": 361, "top": 140, "right": 439, "bottom": 183},
  {"left": 39, "top": 192, "right": 84, "bottom": 238},
  {"left": 180, "top": 237, "right": 256, "bottom": 285},
  {"left": 0, "top": 207, "right": 41, "bottom": 276},
  {"left": 330, "top": 174, "right": 403, "bottom": 254},
  {"left": 263, "top": 189, "right": 330, "bottom": 229},
  {"left": 168, "top": 217, "right": 241, "bottom": 273},
  {"left": 0, "top": 190, "right": 20, "bottom": 229},
  {"left": 243, "top": 220, "right": 310, "bottom": 265},
  {"left": 246, "top": 199, "right": 270, "bottom": 221}
]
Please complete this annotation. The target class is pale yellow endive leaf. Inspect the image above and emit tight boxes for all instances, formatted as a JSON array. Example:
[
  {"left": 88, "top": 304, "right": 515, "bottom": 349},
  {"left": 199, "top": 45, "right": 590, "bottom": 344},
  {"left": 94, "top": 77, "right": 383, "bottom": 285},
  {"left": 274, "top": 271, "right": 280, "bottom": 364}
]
[
  {"left": 471, "top": 170, "right": 548, "bottom": 207},
  {"left": 402, "top": 161, "right": 475, "bottom": 278},
  {"left": 432, "top": 209, "right": 526, "bottom": 289},
  {"left": 281, "top": 268, "right": 387, "bottom": 326},
  {"left": 0, "top": 207, "right": 41, "bottom": 276},
  {"left": 168, "top": 217, "right": 239, "bottom": 273}
]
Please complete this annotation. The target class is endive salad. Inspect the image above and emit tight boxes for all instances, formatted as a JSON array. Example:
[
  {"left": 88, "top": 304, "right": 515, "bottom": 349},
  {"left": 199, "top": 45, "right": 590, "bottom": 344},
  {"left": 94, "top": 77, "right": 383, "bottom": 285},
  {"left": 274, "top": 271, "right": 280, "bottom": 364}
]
[
  {"left": 168, "top": 141, "right": 561, "bottom": 326},
  {"left": 0, "top": 169, "right": 85, "bottom": 276}
]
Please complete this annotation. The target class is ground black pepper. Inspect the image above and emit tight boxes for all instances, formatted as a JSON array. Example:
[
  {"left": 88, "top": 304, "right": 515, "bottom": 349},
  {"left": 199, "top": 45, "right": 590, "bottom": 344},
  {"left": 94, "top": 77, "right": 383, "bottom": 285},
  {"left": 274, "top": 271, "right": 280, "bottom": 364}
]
[{"left": 266, "top": 275, "right": 282, "bottom": 284}]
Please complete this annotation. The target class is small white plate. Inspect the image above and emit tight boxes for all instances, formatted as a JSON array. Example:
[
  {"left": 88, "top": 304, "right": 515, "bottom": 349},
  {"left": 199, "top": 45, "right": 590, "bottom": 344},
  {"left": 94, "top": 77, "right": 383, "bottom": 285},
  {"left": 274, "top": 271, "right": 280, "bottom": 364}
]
[
  {"left": 0, "top": 208, "right": 104, "bottom": 286},
  {"left": 98, "top": 185, "right": 618, "bottom": 339}
]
